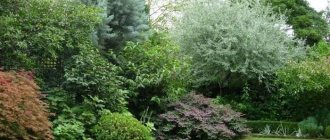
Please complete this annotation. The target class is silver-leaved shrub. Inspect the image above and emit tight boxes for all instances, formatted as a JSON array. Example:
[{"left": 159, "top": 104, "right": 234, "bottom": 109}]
[{"left": 172, "top": 0, "right": 305, "bottom": 89}]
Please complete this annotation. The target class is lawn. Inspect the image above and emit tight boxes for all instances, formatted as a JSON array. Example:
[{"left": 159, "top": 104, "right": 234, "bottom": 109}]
[{"left": 243, "top": 137, "right": 315, "bottom": 140}]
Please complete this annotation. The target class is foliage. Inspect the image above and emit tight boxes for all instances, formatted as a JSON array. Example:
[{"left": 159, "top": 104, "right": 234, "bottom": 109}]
[
  {"left": 298, "top": 117, "right": 323, "bottom": 137},
  {"left": 276, "top": 57, "right": 330, "bottom": 119},
  {"left": 308, "top": 40, "right": 330, "bottom": 59},
  {"left": 92, "top": 113, "right": 154, "bottom": 140},
  {"left": 64, "top": 48, "right": 128, "bottom": 112},
  {"left": 0, "top": 0, "right": 101, "bottom": 71},
  {"left": 173, "top": 0, "right": 305, "bottom": 91},
  {"left": 105, "top": 0, "right": 150, "bottom": 49},
  {"left": 266, "top": 0, "right": 329, "bottom": 46},
  {"left": 157, "top": 92, "right": 249, "bottom": 140},
  {"left": 53, "top": 118, "right": 86, "bottom": 140},
  {"left": 324, "top": 126, "right": 330, "bottom": 139},
  {"left": 82, "top": 0, "right": 150, "bottom": 50},
  {"left": 245, "top": 121, "right": 298, "bottom": 134},
  {"left": 0, "top": 0, "right": 22, "bottom": 16},
  {"left": 0, "top": 71, "right": 53, "bottom": 139},
  {"left": 116, "top": 32, "right": 191, "bottom": 116}
]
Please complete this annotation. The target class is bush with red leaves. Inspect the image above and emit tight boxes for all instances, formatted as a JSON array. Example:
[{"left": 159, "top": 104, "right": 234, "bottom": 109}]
[
  {"left": 0, "top": 71, "right": 53, "bottom": 140},
  {"left": 157, "top": 92, "right": 249, "bottom": 140}
]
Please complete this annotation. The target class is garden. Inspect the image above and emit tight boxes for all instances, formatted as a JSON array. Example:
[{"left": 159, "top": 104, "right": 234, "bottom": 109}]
[{"left": 0, "top": 0, "right": 330, "bottom": 139}]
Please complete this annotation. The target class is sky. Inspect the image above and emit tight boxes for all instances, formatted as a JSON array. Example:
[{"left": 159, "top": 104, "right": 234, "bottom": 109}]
[{"left": 307, "top": 0, "right": 328, "bottom": 12}]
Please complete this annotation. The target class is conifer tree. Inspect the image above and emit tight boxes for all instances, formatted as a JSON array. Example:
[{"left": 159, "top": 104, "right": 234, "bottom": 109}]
[{"left": 82, "top": 0, "right": 150, "bottom": 50}]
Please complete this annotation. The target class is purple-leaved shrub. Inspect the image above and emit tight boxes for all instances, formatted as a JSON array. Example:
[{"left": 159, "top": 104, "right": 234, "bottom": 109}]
[{"left": 157, "top": 92, "right": 249, "bottom": 140}]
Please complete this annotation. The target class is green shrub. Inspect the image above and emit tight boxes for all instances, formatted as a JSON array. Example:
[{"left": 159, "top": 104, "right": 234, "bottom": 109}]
[
  {"left": 53, "top": 118, "right": 86, "bottom": 140},
  {"left": 308, "top": 40, "right": 330, "bottom": 59},
  {"left": 0, "top": 0, "right": 101, "bottom": 71},
  {"left": 172, "top": 0, "right": 305, "bottom": 90},
  {"left": 298, "top": 117, "right": 323, "bottom": 137},
  {"left": 92, "top": 113, "right": 154, "bottom": 140},
  {"left": 245, "top": 121, "right": 298, "bottom": 134},
  {"left": 64, "top": 48, "right": 128, "bottom": 112},
  {"left": 157, "top": 93, "right": 249, "bottom": 140},
  {"left": 117, "top": 32, "right": 191, "bottom": 116},
  {"left": 324, "top": 126, "right": 330, "bottom": 138},
  {"left": 276, "top": 57, "right": 330, "bottom": 120}
]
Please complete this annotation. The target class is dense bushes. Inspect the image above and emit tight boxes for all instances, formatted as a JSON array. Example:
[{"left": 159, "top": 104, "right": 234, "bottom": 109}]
[
  {"left": 157, "top": 93, "right": 249, "bottom": 140},
  {"left": 0, "top": 71, "right": 53, "bottom": 139},
  {"left": 325, "top": 126, "right": 330, "bottom": 138},
  {"left": 276, "top": 57, "right": 330, "bottom": 119},
  {"left": 172, "top": 0, "right": 305, "bottom": 91},
  {"left": 92, "top": 113, "right": 154, "bottom": 140},
  {"left": 298, "top": 117, "right": 323, "bottom": 137},
  {"left": 0, "top": 0, "right": 101, "bottom": 79},
  {"left": 64, "top": 48, "right": 128, "bottom": 112},
  {"left": 117, "top": 32, "right": 190, "bottom": 116}
]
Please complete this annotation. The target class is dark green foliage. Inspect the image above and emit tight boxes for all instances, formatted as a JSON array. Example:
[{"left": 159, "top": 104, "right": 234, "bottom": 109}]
[
  {"left": 92, "top": 113, "right": 154, "bottom": 140},
  {"left": 266, "top": 0, "right": 329, "bottom": 45},
  {"left": 64, "top": 48, "right": 128, "bottom": 112},
  {"left": 116, "top": 32, "right": 190, "bottom": 117},
  {"left": 245, "top": 121, "right": 298, "bottom": 133},
  {"left": 325, "top": 126, "right": 330, "bottom": 139},
  {"left": 0, "top": 0, "right": 22, "bottom": 16},
  {"left": 0, "top": 0, "right": 101, "bottom": 83},
  {"left": 157, "top": 93, "right": 249, "bottom": 140},
  {"left": 298, "top": 117, "right": 323, "bottom": 137}
]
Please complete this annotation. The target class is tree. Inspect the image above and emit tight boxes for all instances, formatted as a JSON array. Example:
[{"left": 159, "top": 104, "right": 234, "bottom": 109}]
[
  {"left": 172, "top": 0, "right": 305, "bottom": 94},
  {"left": 266, "top": 0, "right": 329, "bottom": 46},
  {"left": 81, "top": 0, "right": 150, "bottom": 50}
]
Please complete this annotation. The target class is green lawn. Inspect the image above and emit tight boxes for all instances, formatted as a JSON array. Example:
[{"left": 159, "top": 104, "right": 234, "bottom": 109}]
[{"left": 243, "top": 137, "right": 315, "bottom": 140}]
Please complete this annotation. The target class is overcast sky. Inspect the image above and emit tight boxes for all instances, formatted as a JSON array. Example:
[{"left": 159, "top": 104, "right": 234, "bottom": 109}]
[{"left": 307, "top": 0, "right": 328, "bottom": 12}]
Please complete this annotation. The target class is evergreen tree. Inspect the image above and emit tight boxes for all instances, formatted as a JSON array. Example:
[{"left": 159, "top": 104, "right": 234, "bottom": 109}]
[
  {"left": 81, "top": 0, "right": 150, "bottom": 50},
  {"left": 266, "top": 0, "right": 329, "bottom": 46}
]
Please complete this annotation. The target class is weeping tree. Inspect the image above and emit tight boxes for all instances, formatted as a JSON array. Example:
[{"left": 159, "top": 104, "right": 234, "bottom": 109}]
[
  {"left": 81, "top": 0, "right": 150, "bottom": 50},
  {"left": 172, "top": 0, "right": 306, "bottom": 94}
]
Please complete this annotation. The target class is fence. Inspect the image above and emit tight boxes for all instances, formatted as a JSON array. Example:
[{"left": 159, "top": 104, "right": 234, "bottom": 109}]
[{"left": 0, "top": 52, "right": 66, "bottom": 87}]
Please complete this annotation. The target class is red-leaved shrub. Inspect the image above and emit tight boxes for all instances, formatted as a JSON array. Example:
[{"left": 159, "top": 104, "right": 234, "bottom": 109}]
[
  {"left": 157, "top": 92, "right": 249, "bottom": 140},
  {"left": 0, "top": 71, "right": 53, "bottom": 139}
]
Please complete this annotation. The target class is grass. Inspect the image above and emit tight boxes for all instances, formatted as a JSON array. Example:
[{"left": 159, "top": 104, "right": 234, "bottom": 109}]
[{"left": 243, "top": 137, "right": 315, "bottom": 140}]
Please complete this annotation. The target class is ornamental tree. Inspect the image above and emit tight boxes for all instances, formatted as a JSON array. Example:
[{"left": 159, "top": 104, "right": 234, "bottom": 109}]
[{"left": 172, "top": 0, "right": 305, "bottom": 92}]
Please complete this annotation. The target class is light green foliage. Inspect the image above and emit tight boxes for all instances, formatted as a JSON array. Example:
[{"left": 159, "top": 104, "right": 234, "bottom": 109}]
[
  {"left": 308, "top": 40, "right": 330, "bottom": 59},
  {"left": 116, "top": 32, "right": 191, "bottom": 115},
  {"left": 277, "top": 58, "right": 330, "bottom": 96},
  {"left": 276, "top": 57, "right": 330, "bottom": 119},
  {"left": 0, "top": 0, "right": 101, "bottom": 69},
  {"left": 53, "top": 118, "right": 86, "bottom": 140},
  {"left": 298, "top": 117, "right": 323, "bottom": 137},
  {"left": 64, "top": 48, "right": 128, "bottom": 112},
  {"left": 92, "top": 113, "right": 154, "bottom": 140},
  {"left": 173, "top": 0, "right": 305, "bottom": 89}
]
